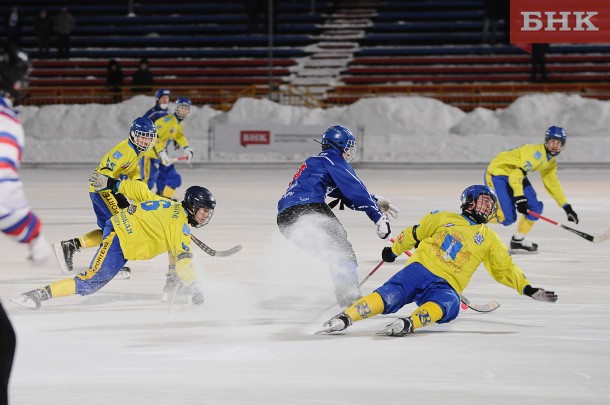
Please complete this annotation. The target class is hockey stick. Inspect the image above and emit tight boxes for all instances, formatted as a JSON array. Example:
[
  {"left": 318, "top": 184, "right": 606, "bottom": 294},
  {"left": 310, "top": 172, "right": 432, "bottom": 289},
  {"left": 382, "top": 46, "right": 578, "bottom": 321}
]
[
  {"left": 190, "top": 234, "right": 242, "bottom": 257},
  {"left": 170, "top": 156, "right": 189, "bottom": 163},
  {"left": 527, "top": 210, "right": 610, "bottom": 243}
]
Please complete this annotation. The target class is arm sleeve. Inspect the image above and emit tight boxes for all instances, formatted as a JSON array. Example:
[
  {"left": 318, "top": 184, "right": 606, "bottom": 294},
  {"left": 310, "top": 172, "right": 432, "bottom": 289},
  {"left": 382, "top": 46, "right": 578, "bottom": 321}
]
[
  {"left": 173, "top": 127, "right": 190, "bottom": 149},
  {"left": 175, "top": 251, "right": 197, "bottom": 285},
  {"left": 539, "top": 160, "right": 568, "bottom": 207},
  {"left": 507, "top": 168, "right": 526, "bottom": 197},
  {"left": 390, "top": 212, "right": 437, "bottom": 255},
  {"left": 482, "top": 233, "right": 531, "bottom": 294},
  {"left": 326, "top": 161, "right": 383, "bottom": 222},
  {"left": 117, "top": 179, "right": 160, "bottom": 202}
]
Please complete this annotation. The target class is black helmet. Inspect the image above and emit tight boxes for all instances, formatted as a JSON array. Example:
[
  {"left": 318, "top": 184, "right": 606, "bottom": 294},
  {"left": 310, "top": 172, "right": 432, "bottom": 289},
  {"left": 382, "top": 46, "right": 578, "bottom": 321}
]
[
  {"left": 0, "top": 46, "right": 31, "bottom": 102},
  {"left": 182, "top": 186, "right": 216, "bottom": 228}
]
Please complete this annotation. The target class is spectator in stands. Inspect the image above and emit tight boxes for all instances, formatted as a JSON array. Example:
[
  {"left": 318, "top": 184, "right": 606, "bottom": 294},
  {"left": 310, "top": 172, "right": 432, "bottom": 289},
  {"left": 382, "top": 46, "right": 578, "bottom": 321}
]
[
  {"left": 106, "top": 59, "right": 124, "bottom": 103},
  {"left": 482, "top": 0, "right": 499, "bottom": 45},
  {"left": 531, "top": 43, "right": 549, "bottom": 83},
  {"left": 35, "top": 9, "right": 53, "bottom": 59},
  {"left": 54, "top": 6, "right": 76, "bottom": 59},
  {"left": 4, "top": 5, "right": 22, "bottom": 47},
  {"left": 131, "top": 57, "right": 155, "bottom": 94}
]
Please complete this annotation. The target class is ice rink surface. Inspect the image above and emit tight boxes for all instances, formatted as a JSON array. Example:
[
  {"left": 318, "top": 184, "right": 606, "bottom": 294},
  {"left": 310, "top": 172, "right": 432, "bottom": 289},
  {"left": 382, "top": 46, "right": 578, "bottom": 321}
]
[{"left": 2, "top": 165, "right": 609, "bottom": 405}]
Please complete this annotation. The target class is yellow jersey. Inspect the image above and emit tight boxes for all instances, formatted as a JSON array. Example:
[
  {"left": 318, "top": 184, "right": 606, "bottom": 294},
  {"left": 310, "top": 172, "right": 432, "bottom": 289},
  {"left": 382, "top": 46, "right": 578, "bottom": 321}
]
[
  {"left": 111, "top": 180, "right": 196, "bottom": 283},
  {"left": 486, "top": 143, "right": 567, "bottom": 206},
  {"left": 390, "top": 210, "right": 531, "bottom": 295},
  {"left": 90, "top": 139, "right": 143, "bottom": 193},
  {"left": 148, "top": 114, "right": 190, "bottom": 158}
]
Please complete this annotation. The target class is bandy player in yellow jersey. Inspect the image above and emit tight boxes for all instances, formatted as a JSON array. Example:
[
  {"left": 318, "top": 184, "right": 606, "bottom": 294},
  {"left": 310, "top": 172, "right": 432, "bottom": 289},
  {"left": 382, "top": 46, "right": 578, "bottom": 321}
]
[
  {"left": 11, "top": 179, "right": 215, "bottom": 309},
  {"left": 142, "top": 97, "right": 194, "bottom": 200},
  {"left": 318, "top": 185, "right": 557, "bottom": 336},
  {"left": 52, "top": 117, "right": 157, "bottom": 274},
  {"left": 485, "top": 126, "right": 578, "bottom": 253}
]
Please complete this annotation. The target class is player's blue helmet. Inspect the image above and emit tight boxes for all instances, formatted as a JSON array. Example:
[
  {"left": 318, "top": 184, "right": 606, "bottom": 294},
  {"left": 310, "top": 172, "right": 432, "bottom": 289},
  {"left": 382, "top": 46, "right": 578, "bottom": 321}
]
[
  {"left": 175, "top": 96, "right": 192, "bottom": 120},
  {"left": 460, "top": 185, "right": 498, "bottom": 224},
  {"left": 321, "top": 125, "right": 357, "bottom": 162},
  {"left": 129, "top": 116, "right": 157, "bottom": 153},
  {"left": 182, "top": 186, "right": 216, "bottom": 228},
  {"left": 544, "top": 125, "right": 566, "bottom": 156},
  {"left": 155, "top": 89, "right": 171, "bottom": 102}
]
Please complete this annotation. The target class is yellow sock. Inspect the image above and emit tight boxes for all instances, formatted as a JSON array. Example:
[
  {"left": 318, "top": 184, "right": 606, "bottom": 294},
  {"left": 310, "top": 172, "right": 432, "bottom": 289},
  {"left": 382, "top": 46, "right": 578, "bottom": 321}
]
[
  {"left": 410, "top": 301, "right": 443, "bottom": 330},
  {"left": 344, "top": 292, "right": 385, "bottom": 322},
  {"left": 517, "top": 216, "right": 536, "bottom": 235},
  {"left": 162, "top": 186, "right": 175, "bottom": 199},
  {"left": 80, "top": 229, "right": 103, "bottom": 249},
  {"left": 48, "top": 278, "right": 76, "bottom": 298}
]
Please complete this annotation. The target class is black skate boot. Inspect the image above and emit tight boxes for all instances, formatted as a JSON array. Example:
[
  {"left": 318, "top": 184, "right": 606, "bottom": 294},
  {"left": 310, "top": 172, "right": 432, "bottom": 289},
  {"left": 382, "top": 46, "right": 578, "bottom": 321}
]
[
  {"left": 316, "top": 312, "right": 353, "bottom": 334},
  {"left": 376, "top": 316, "right": 414, "bottom": 336},
  {"left": 11, "top": 287, "right": 51, "bottom": 310},
  {"left": 510, "top": 236, "right": 539, "bottom": 254},
  {"left": 53, "top": 238, "right": 80, "bottom": 273}
]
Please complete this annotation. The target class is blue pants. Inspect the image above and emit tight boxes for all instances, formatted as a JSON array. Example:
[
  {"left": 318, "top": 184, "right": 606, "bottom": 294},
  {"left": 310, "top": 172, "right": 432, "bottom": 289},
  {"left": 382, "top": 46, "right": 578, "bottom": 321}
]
[
  {"left": 375, "top": 262, "right": 460, "bottom": 324},
  {"left": 156, "top": 164, "right": 182, "bottom": 193},
  {"left": 488, "top": 174, "right": 543, "bottom": 225},
  {"left": 89, "top": 191, "right": 128, "bottom": 229},
  {"left": 75, "top": 222, "right": 127, "bottom": 296}
]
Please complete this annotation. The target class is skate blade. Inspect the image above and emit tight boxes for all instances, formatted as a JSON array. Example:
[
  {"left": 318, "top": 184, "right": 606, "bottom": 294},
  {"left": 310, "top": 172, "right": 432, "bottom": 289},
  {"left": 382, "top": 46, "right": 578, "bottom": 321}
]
[
  {"left": 52, "top": 242, "right": 71, "bottom": 273},
  {"left": 115, "top": 268, "right": 131, "bottom": 280},
  {"left": 10, "top": 296, "right": 40, "bottom": 310},
  {"left": 509, "top": 249, "right": 539, "bottom": 255},
  {"left": 315, "top": 326, "right": 336, "bottom": 335}
]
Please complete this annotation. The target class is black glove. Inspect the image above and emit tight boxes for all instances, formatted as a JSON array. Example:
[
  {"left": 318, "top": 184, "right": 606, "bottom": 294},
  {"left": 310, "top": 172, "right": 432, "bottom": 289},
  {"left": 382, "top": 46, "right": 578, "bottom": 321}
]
[
  {"left": 563, "top": 204, "right": 579, "bottom": 224},
  {"left": 514, "top": 196, "right": 529, "bottom": 215},
  {"left": 523, "top": 285, "right": 557, "bottom": 302},
  {"left": 381, "top": 247, "right": 397, "bottom": 262}
]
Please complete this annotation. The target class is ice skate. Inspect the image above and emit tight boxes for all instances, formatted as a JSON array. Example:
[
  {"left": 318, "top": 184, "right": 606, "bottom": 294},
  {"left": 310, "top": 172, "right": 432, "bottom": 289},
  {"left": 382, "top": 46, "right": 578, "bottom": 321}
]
[
  {"left": 509, "top": 236, "right": 539, "bottom": 254},
  {"left": 28, "top": 234, "right": 52, "bottom": 265},
  {"left": 10, "top": 288, "right": 50, "bottom": 310},
  {"left": 53, "top": 238, "right": 80, "bottom": 273},
  {"left": 376, "top": 316, "right": 414, "bottom": 336},
  {"left": 316, "top": 312, "right": 352, "bottom": 334},
  {"left": 115, "top": 266, "right": 131, "bottom": 280}
]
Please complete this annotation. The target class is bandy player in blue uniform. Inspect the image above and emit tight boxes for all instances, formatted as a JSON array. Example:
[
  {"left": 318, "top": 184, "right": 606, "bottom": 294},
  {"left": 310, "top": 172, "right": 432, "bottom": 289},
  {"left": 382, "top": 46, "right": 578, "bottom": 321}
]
[
  {"left": 318, "top": 185, "right": 557, "bottom": 336},
  {"left": 277, "top": 125, "right": 399, "bottom": 308}
]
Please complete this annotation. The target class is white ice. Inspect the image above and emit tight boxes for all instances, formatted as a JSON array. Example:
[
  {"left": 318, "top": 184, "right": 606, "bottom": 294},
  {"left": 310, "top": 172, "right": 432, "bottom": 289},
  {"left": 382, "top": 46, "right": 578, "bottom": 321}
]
[{"left": 2, "top": 165, "right": 610, "bottom": 404}]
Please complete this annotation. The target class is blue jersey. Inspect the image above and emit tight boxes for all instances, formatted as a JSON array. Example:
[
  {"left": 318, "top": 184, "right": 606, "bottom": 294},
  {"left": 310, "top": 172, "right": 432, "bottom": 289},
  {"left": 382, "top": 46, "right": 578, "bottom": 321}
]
[
  {"left": 143, "top": 105, "right": 169, "bottom": 123},
  {"left": 277, "top": 150, "right": 383, "bottom": 223}
]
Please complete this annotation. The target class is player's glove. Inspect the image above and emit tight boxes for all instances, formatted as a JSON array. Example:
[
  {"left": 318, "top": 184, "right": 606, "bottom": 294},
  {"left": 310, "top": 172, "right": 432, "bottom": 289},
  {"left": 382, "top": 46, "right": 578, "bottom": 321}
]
[
  {"left": 563, "top": 204, "right": 579, "bottom": 224},
  {"left": 190, "top": 282, "right": 204, "bottom": 305},
  {"left": 514, "top": 196, "right": 529, "bottom": 215},
  {"left": 375, "top": 195, "right": 400, "bottom": 220},
  {"left": 184, "top": 147, "right": 194, "bottom": 164},
  {"left": 89, "top": 171, "right": 119, "bottom": 192},
  {"left": 523, "top": 285, "right": 557, "bottom": 302},
  {"left": 375, "top": 217, "right": 391, "bottom": 239},
  {"left": 158, "top": 149, "right": 171, "bottom": 166},
  {"left": 381, "top": 246, "right": 397, "bottom": 262}
]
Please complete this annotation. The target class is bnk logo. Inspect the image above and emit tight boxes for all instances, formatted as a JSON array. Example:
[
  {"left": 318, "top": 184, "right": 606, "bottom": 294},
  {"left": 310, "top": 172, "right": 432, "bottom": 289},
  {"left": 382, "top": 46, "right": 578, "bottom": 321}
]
[{"left": 511, "top": 0, "right": 610, "bottom": 44}]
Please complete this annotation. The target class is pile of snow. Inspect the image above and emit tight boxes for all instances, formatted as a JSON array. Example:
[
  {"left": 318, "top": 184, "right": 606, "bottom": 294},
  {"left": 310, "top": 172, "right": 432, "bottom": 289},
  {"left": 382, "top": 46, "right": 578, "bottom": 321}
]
[{"left": 19, "top": 93, "right": 610, "bottom": 163}]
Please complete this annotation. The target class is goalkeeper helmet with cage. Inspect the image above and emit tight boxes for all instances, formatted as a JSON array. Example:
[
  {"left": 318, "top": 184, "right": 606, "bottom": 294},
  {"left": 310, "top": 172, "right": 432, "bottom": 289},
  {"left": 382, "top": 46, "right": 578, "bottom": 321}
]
[
  {"left": 321, "top": 125, "right": 357, "bottom": 162},
  {"left": 0, "top": 45, "right": 31, "bottom": 103},
  {"left": 460, "top": 185, "right": 498, "bottom": 224},
  {"left": 175, "top": 97, "right": 192, "bottom": 120},
  {"left": 155, "top": 89, "right": 171, "bottom": 109},
  {"left": 129, "top": 116, "right": 157, "bottom": 153},
  {"left": 182, "top": 186, "right": 216, "bottom": 228},
  {"left": 544, "top": 125, "right": 566, "bottom": 157}
]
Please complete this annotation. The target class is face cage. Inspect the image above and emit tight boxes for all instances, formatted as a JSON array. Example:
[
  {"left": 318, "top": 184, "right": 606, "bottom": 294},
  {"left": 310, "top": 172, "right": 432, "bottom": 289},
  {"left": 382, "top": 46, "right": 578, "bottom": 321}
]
[
  {"left": 132, "top": 130, "right": 157, "bottom": 153},
  {"left": 545, "top": 138, "right": 565, "bottom": 156},
  {"left": 342, "top": 139, "right": 357, "bottom": 162},
  {"left": 175, "top": 104, "right": 191, "bottom": 120},
  {"left": 472, "top": 194, "right": 498, "bottom": 223},
  {"left": 191, "top": 207, "right": 214, "bottom": 228}
]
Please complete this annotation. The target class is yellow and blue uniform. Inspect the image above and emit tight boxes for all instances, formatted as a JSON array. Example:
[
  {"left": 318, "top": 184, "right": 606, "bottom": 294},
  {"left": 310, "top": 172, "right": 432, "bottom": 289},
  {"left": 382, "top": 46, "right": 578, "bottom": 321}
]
[
  {"left": 344, "top": 210, "right": 531, "bottom": 329},
  {"left": 142, "top": 114, "right": 191, "bottom": 197},
  {"left": 485, "top": 143, "right": 567, "bottom": 226},
  {"left": 48, "top": 180, "right": 196, "bottom": 298}
]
